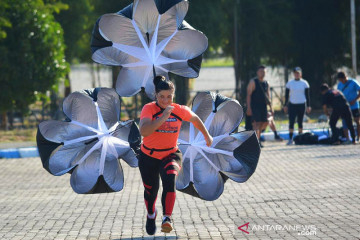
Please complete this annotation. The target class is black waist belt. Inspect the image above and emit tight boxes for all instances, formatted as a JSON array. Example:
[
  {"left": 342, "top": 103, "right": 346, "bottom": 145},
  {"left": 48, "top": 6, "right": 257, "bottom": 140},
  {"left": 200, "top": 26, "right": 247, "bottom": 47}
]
[{"left": 142, "top": 144, "right": 175, "bottom": 155}]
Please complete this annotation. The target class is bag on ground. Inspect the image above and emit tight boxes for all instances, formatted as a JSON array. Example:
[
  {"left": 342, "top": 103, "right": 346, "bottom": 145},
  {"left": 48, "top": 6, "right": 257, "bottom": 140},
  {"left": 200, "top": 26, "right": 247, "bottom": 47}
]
[{"left": 294, "top": 132, "right": 319, "bottom": 145}]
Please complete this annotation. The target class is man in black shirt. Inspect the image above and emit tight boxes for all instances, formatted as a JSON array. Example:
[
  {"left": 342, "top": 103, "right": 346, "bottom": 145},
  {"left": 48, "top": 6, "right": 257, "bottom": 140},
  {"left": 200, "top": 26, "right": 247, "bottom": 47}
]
[
  {"left": 320, "top": 83, "right": 356, "bottom": 144},
  {"left": 246, "top": 65, "right": 273, "bottom": 147}
]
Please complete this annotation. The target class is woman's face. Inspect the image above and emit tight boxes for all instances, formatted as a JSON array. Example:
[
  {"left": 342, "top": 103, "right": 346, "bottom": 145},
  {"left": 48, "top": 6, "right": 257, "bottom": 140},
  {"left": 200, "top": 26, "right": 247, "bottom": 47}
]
[{"left": 156, "top": 89, "right": 174, "bottom": 108}]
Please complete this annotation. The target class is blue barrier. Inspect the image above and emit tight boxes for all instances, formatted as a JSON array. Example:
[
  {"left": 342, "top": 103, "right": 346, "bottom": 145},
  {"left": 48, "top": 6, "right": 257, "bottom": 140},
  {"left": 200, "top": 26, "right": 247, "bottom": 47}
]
[
  {"left": 261, "top": 128, "right": 331, "bottom": 141},
  {"left": 0, "top": 147, "right": 39, "bottom": 159}
]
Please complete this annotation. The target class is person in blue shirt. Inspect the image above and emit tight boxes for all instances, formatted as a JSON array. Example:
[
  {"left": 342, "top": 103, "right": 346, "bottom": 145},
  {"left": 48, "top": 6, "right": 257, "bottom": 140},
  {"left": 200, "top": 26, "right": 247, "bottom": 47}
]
[
  {"left": 336, "top": 71, "right": 360, "bottom": 141},
  {"left": 321, "top": 83, "right": 356, "bottom": 144}
]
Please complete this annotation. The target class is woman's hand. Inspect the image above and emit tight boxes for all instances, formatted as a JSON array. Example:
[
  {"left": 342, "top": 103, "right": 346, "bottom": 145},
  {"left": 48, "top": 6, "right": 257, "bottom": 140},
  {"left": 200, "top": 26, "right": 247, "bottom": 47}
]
[
  {"left": 205, "top": 134, "right": 213, "bottom": 147},
  {"left": 163, "top": 105, "right": 174, "bottom": 118},
  {"left": 139, "top": 105, "right": 174, "bottom": 137}
]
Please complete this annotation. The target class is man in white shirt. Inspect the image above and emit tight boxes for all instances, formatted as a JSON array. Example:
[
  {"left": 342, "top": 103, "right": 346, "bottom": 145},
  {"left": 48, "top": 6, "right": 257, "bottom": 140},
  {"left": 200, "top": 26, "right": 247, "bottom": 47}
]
[{"left": 283, "top": 67, "right": 311, "bottom": 145}]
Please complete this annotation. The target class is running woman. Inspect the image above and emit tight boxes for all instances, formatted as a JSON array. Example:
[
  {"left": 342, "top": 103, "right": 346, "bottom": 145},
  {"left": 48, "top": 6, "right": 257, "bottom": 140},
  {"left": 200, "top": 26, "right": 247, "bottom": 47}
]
[
  {"left": 138, "top": 76, "right": 213, "bottom": 235},
  {"left": 283, "top": 67, "right": 311, "bottom": 145}
]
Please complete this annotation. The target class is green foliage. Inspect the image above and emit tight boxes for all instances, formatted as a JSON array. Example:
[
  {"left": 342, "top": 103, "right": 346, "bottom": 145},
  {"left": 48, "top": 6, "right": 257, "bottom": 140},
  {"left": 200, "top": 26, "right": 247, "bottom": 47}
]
[
  {"left": 0, "top": 0, "right": 69, "bottom": 113},
  {"left": 0, "top": 0, "right": 356, "bottom": 113},
  {"left": 187, "top": 0, "right": 353, "bottom": 108},
  {"left": 0, "top": 1, "right": 12, "bottom": 39},
  {"left": 287, "top": 0, "right": 349, "bottom": 107},
  {"left": 43, "top": 0, "right": 69, "bottom": 14},
  {"left": 92, "top": 0, "right": 132, "bottom": 15},
  {"left": 0, "top": 128, "right": 37, "bottom": 142},
  {"left": 202, "top": 58, "right": 233, "bottom": 68},
  {"left": 53, "top": 0, "right": 95, "bottom": 63},
  {"left": 186, "top": 0, "right": 228, "bottom": 52}
]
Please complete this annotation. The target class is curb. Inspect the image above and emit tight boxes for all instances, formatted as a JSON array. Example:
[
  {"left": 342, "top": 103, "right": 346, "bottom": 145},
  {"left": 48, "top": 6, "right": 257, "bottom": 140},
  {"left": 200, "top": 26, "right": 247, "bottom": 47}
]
[
  {"left": 0, "top": 147, "right": 39, "bottom": 159},
  {"left": 0, "top": 128, "right": 332, "bottom": 159}
]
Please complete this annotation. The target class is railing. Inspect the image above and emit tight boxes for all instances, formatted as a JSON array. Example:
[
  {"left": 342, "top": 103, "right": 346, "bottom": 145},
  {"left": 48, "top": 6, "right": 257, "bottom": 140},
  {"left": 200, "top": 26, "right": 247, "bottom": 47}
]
[
  {"left": 1, "top": 86, "right": 287, "bottom": 129},
  {"left": 189, "top": 86, "right": 286, "bottom": 108}
]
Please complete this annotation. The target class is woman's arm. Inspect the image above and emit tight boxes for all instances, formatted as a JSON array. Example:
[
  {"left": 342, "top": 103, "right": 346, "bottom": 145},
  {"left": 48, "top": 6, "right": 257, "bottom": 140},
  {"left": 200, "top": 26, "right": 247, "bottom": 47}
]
[
  {"left": 189, "top": 112, "right": 213, "bottom": 146},
  {"left": 139, "top": 106, "right": 174, "bottom": 137}
]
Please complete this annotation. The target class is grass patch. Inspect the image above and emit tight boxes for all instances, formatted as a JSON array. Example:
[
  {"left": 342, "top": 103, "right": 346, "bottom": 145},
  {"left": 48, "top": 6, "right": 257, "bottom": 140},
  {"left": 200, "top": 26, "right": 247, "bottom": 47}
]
[
  {"left": 0, "top": 129, "right": 37, "bottom": 142},
  {"left": 202, "top": 58, "right": 234, "bottom": 67}
]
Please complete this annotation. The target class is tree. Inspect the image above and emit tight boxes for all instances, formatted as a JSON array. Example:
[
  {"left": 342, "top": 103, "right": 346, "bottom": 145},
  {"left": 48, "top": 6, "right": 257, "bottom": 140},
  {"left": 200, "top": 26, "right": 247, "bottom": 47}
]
[
  {"left": 186, "top": 0, "right": 294, "bottom": 105},
  {"left": 0, "top": 0, "right": 69, "bottom": 128},
  {"left": 53, "top": 0, "right": 95, "bottom": 63},
  {"left": 187, "top": 0, "right": 352, "bottom": 108},
  {"left": 0, "top": 1, "right": 11, "bottom": 40},
  {"left": 289, "top": 0, "right": 350, "bottom": 107},
  {"left": 49, "top": 0, "right": 96, "bottom": 96}
]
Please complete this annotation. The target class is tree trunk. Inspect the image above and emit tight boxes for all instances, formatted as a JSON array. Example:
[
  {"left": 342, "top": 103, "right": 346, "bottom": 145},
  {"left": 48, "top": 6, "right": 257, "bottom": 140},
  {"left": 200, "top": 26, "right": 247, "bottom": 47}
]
[
  {"left": 64, "top": 73, "right": 71, "bottom": 97},
  {"left": 112, "top": 66, "right": 121, "bottom": 89},
  {"left": 238, "top": 43, "right": 260, "bottom": 107},
  {"left": 141, "top": 88, "right": 152, "bottom": 106},
  {"left": 172, "top": 74, "right": 189, "bottom": 105},
  {"left": 1, "top": 112, "right": 8, "bottom": 130}
]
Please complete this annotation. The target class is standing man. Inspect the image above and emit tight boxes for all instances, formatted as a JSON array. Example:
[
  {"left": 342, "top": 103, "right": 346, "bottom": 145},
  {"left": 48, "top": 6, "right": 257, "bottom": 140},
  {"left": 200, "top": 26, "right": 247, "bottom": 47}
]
[
  {"left": 283, "top": 67, "right": 311, "bottom": 145},
  {"left": 336, "top": 71, "right": 360, "bottom": 141},
  {"left": 320, "top": 83, "right": 356, "bottom": 144},
  {"left": 246, "top": 65, "right": 273, "bottom": 147}
]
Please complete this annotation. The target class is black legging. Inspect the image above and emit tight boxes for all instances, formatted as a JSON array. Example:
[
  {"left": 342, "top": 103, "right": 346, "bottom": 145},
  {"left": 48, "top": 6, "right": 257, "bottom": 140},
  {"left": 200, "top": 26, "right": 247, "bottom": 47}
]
[
  {"left": 138, "top": 149, "right": 182, "bottom": 216},
  {"left": 330, "top": 107, "right": 355, "bottom": 142},
  {"left": 289, "top": 103, "right": 306, "bottom": 129}
]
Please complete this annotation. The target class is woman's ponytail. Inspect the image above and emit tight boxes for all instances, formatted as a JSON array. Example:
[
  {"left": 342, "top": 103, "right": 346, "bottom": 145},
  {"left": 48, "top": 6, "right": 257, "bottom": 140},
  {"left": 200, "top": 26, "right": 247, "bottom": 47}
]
[{"left": 153, "top": 75, "right": 175, "bottom": 94}]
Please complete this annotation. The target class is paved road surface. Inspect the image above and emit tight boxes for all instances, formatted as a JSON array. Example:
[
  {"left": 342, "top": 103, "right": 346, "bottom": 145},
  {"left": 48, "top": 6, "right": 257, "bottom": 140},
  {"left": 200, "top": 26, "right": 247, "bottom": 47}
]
[{"left": 0, "top": 142, "right": 359, "bottom": 239}]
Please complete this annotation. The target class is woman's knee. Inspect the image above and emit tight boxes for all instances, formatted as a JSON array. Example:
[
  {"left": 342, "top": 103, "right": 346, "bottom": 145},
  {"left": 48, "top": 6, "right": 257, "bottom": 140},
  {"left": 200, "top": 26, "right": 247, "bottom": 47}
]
[
  {"left": 160, "top": 169, "right": 177, "bottom": 192},
  {"left": 143, "top": 181, "right": 159, "bottom": 195},
  {"left": 162, "top": 178, "right": 176, "bottom": 193}
]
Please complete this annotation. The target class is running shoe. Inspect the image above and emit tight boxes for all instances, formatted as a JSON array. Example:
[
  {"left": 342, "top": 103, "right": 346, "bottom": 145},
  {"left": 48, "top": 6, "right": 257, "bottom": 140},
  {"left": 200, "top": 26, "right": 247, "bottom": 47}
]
[
  {"left": 275, "top": 135, "right": 284, "bottom": 141},
  {"left": 146, "top": 210, "right": 157, "bottom": 235},
  {"left": 161, "top": 216, "right": 173, "bottom": 233}
]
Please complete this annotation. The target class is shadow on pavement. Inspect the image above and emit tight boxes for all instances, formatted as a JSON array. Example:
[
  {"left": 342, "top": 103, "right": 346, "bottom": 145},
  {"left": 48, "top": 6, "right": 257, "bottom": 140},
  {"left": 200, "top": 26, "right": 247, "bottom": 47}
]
[{"left": 114, "top": 236, "right": 178, "bottom": 240}]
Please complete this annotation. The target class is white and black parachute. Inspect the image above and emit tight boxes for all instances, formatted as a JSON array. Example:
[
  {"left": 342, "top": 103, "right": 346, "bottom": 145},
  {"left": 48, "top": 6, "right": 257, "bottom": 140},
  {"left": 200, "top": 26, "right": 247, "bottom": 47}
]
[
  {"left": 177, "top": 92, "right": 260, "bottom": 200},
  {"left": 90, "top": 0, "right": 208, "bottom": 99},
  {"left": 36, "top": 88, "right": 141, "bottom": 194}
]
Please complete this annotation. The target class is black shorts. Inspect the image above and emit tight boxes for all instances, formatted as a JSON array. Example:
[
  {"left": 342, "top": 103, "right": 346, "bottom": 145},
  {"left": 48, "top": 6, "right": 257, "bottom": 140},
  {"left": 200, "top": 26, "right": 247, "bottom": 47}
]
[
  {"left": 351, "top": 108, "right": 360, "bottom": 118},
  {"left": 251, "top": 103, "right": 267, "bottom": 122}
]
